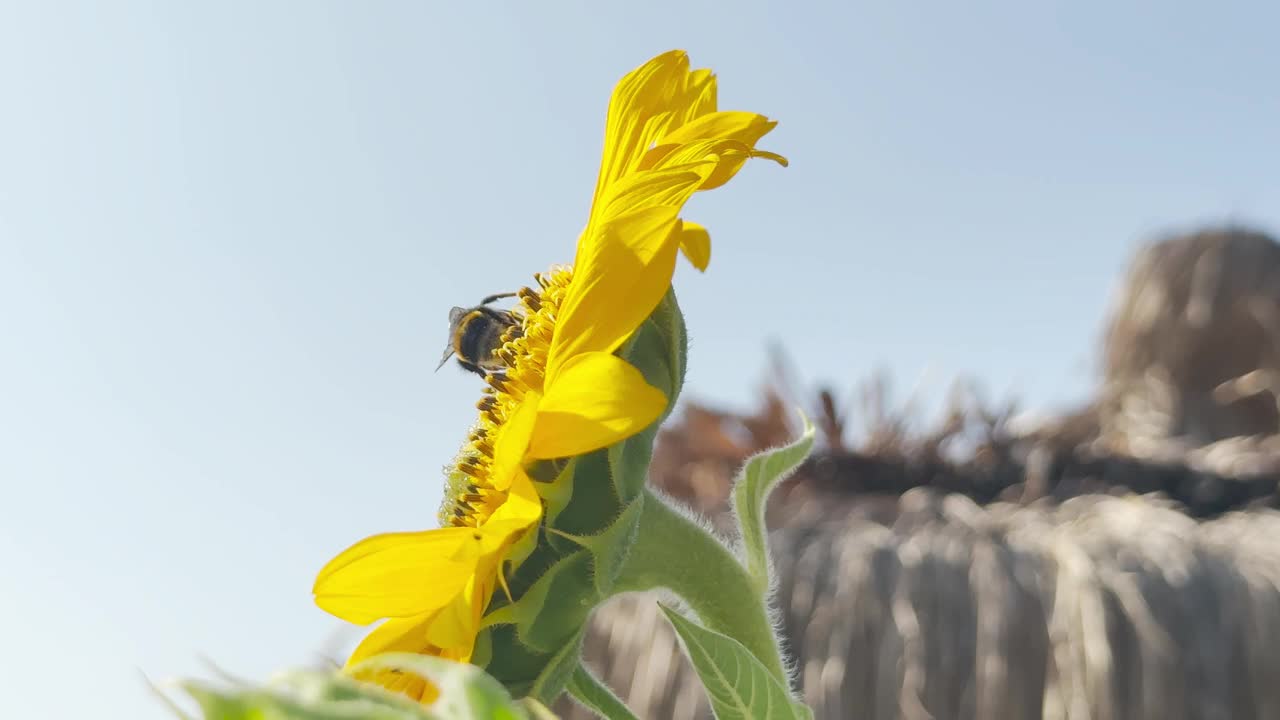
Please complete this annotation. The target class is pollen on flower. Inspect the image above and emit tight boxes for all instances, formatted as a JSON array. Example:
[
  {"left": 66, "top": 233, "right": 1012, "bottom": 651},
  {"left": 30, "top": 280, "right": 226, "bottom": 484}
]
[{"left": 437, "top": 266, "right": 574, "bottom": 527}]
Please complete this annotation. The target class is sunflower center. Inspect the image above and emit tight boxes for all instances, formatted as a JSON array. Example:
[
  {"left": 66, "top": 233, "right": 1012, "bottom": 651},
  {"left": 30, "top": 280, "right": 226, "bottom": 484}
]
[{"left": 438, "top": 267, "right": 572, "bottom": 527}]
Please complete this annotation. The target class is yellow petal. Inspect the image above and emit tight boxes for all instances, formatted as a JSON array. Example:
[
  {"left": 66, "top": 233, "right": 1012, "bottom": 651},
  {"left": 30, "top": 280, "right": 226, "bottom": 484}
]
[
  {"left": 366, "top": 668, "right": 439, "bottom": 706},
  {"left": 423, "top": 575, "right": 486, "bottom": 654},
  {"left": 589, "top": 50, "right": 692, "bottom": 214},
  {"left": 481, "top": 466, "right": 542, "bottom": 542},
  {"left": 488, "top": 394, "right": 539, "bottom": 492},
  {"left": 551, "top": 207, "right": 682, "bottom": 380},
  {"left": 497, "top": 470, "right": 543, "bottom": 569},
  {"left": 754, "top": 150, "right": 789, "bottom": 167},
  {"left": 314, "top": 528, "right": 477, "bottom": 624},
  {"left": 641, "top": 112, "right": 779, "bottom": 173},
  {"left": 346, "top": 615, "right": 445, "bottom": 705},
  {"left": 347, "top": 614, "right": 438, "bottom": 665},
  {"left": 649, "top": 138, "right": 786, "bottom": 191},
  {"left": 527, "top": 352, "right": 667, "bottom": 459},
  {"left": 414, "top": 503, "right": 537, "bottom": 658},
  {"left": 591, "top": 165, "right": 711, "bottom": 225},
  {"left": 655, "top": 111, "right": 778, "bottom": 153},
  {"left": 679, "top": 68, "right": 717, "bottom": 126},
  {"left": 679, "top": 222, "right": 711, "bottom": 271}
]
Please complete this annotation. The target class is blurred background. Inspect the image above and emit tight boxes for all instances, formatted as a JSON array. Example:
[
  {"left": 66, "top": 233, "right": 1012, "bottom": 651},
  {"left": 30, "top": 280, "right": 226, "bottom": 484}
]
[{"left": 2, "top": 2, "right": 1278, "bottom": 718}]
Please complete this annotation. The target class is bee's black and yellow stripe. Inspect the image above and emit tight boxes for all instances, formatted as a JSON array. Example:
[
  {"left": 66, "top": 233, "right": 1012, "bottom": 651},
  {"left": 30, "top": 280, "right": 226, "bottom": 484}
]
[
  {"left": 450, "top": 306, "right": 518, "bottom": 376},
  {"left": 453, "top": 309, "right": 504, "bottom": 365},
  {"left": 440, "top": 292, "right": 521, "bottom": 377}
]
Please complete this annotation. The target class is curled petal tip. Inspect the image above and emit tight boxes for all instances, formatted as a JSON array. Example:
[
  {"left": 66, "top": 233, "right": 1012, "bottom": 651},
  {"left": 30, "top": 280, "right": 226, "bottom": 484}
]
[{"left": 759, "top": 150, "right": 789, "bottom": 167}]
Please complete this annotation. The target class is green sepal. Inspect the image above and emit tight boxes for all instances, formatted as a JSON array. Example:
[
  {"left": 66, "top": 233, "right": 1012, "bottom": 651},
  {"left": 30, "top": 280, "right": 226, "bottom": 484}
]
[
  {"left": 535, "top": 454, "right": 603, "bottom": 558},
  {"left": 581, "top": 492, "right": 643, "bottom": 596},
  {"left": 477, "top": 626, "right": 586, "bottom": 710},
  {"left": 484, "top": 550, "right": 597, "bottom": 654},
  {"left": 611, "top": 290, "right": 687, "bottom": 503},
  {"left": 547, "top": 449, "right": 622, "bottom": 543},
  {"left": 606, "top": 423, "right": 658, "bottom": 507},
  {"left": 622, "top": 289, "right": 687, "bottom": 412},
  {"left": 729, "top": 411, "right": 816, "bottom": 593},
  {"left": 478, "top": 498, "right": 643, "bottom": 704},
  {"left": 476, "top": 625, "right": 549, "bottom": 700},
  {"left": 660, "top": 607, "right": 811, "bottom": 720},
  {"left": 536, "top": 457, "right": 578, "bottom": 529},
  {"left": 542, "top": 492, "right": 646, "bottom": 597}
]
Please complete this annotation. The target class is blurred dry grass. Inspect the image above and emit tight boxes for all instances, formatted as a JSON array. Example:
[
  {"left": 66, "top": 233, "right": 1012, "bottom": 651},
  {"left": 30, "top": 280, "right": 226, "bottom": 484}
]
[{"left": 561, "top": 227, "right": 1280, "bottom": 720}]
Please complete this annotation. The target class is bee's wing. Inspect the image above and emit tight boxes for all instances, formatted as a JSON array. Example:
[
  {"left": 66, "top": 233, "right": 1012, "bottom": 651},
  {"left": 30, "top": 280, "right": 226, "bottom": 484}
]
[
  {"left": 436, "top": 307, "right": 468, "bottom": 372},
  {"left": 435, "top": 345, "right": 455, "bottom": 371}
]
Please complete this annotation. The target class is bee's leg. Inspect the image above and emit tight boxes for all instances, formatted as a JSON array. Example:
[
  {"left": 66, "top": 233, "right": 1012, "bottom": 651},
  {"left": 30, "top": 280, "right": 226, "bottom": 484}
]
[
  {"left": 481, "top": 289, "right": 519, "bottom": 303},
  {"left": 457, "top": 358, "right": 487, "bottom": 377},
  {"left": 474, "top": 306, "right": 514, "bottom": 323}
]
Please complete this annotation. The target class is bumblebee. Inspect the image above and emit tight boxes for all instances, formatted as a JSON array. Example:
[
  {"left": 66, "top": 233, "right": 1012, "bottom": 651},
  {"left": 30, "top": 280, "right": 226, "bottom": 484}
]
[{"left": 436, "top": 292, "right": 520, "bottom": 377}]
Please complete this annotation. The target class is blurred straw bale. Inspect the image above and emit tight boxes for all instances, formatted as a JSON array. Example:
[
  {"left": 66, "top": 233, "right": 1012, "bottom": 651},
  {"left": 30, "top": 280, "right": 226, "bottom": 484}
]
[
  {"left": 1098, "top": 227, "right": 1280, "bottom": 472},
  {"left": 569, "top": 493, "right": 1280, "bottom": 720}
]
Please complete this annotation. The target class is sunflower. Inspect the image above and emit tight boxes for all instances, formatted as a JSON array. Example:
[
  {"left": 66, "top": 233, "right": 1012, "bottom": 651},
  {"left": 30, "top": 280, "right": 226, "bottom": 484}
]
[{"left": 313, "top": 49, "right": 783, "bottom": 703}]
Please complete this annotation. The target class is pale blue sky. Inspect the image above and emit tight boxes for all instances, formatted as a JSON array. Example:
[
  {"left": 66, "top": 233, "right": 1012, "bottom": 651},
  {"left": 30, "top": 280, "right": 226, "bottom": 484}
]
[{"left": 2, "top": 2, "right": 1277, "bottom": 717}]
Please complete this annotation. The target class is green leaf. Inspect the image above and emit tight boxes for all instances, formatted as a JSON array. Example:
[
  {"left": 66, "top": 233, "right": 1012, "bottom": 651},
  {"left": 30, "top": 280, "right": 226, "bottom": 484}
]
[
  {"left": 729, "top": 411, "right": 815, "bottom": 593},
  {"left": 528, "top": 626, "right": 587, "bottom": 706},
  {"left": 660, "top": 606, "right": 810, "bottom": 720},
  {"left": 566, "top": 665, "right": 641, "bottom": 720}
]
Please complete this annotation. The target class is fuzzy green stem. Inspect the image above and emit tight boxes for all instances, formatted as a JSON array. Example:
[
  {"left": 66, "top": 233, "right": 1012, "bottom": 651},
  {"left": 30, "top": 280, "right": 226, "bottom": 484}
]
[{"left": 613, "top": 489, "right": 789, "bottom": 685}]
